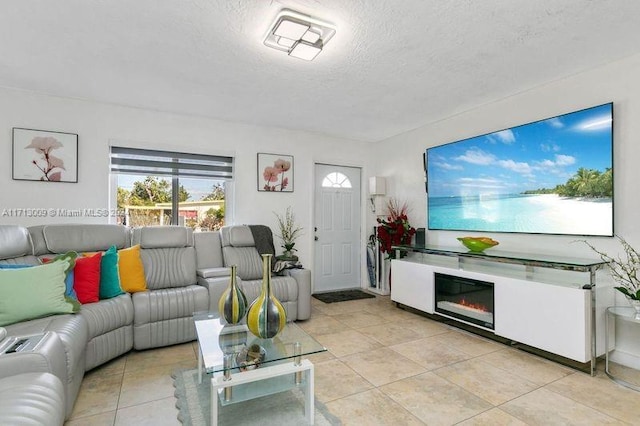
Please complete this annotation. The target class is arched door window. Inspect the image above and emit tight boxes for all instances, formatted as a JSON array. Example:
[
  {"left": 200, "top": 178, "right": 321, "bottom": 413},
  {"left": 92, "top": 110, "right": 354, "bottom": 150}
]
[{"left": 321, "top": 172, "right": 352, "bottom": 188}]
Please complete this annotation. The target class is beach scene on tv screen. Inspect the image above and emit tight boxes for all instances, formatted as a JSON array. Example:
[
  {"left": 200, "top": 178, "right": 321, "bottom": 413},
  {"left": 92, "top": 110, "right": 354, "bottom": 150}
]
[{"left": 427, "top": 103, "right": 613, "bottom": 236}]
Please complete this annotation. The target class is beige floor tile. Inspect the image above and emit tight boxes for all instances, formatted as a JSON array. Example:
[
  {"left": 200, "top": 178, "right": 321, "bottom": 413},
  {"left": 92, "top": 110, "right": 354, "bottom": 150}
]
[
  {"left": 382, "top": 307, "right": 430, "bottom": 321},
  {"left": 314, "top": 359, "right": 374, "bottom": 403},
  {"left": 457, "top": 408, "right": 528, "bottom": 425},
  {"left": 326, "top": 389, "right": 423, "bottom": 426},
  {"left": 428, "top": 330, "right": 503, "bottom": 357},
  {"left": 65, "top": 410, "right": 117, "bottom": 426},
  {"left": 381, "top": 372, "right": 493, "bottom": 424},
  {"left": 478, "top": 348, "right": 574, "bottom": 385},
  {"left": 502, "top": 387, "right": 623, "bottom": 425},
  {"left": 296, "top": 314, "right": 347, "bottom": 336},
  {"left": 91, "top": 355, "right": 126, "bottom": 376},
  {"left": 546, "top": 371, "right": 640, "bottom": 424},
  {"left": 358, "top": 322, "right": 426, "bottom": 346},
  {"left": 125, "top": 342, "right": 197, "bottom": 372},
  {"left": 311, "top": 299, "right": 370, "bottom": 316},
  {"left": 69, "top": 370, "right": 122, "bottom": 419},
  {"left": 119, "top": 360, "right": 195, "bottom": 408},
  {"left": 313, "top": 329, "right": 381, "bottom": 358},
  {"left": 341, "top": 347, "right": 426, "bottom": 387},
  {"left": 114, "top": 396, "right": 180, "bottom": 426},
  {"left": 332, "top": 311, "right": 388, "bottom": 329},
  {"left": 435, "top": 358, "right": 538, "bottom": 405},
  {"left": 400, "top": 315, "right": 452, "bottom": 337},
  {"left": 390, "top": 336, "right": 471, "bottom": 370}
]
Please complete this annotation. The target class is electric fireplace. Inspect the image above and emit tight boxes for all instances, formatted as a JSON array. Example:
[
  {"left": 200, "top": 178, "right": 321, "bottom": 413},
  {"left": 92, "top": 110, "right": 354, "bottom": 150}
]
[{"left": 434, "top": 273, "right": 494, "bottom": 330}]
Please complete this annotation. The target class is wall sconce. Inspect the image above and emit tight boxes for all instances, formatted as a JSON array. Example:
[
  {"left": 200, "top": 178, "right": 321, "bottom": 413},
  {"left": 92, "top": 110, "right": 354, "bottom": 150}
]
[{"left": 369, "top": 177, "right": 386, "bottom": 213}]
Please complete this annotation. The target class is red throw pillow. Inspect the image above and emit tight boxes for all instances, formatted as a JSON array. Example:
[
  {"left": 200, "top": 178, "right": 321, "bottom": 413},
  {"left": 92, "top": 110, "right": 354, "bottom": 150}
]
[{"left": 74, "top": 252, "right": 101, "bottom": 304}]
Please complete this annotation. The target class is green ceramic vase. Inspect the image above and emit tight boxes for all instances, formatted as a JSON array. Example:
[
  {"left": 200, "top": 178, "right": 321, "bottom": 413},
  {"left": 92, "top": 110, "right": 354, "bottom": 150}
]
[
  {"left": 247, "top": 254, "right": 287, "bottom": 338},
  {"left": 218, "top": 265, "right": 248, "bottom": 324}
]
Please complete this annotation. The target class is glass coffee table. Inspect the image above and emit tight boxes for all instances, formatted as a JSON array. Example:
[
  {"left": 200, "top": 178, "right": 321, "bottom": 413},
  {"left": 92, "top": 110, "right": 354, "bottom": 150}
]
[{"left": 193, "top": 311, "right": 327, "bottom": 426}]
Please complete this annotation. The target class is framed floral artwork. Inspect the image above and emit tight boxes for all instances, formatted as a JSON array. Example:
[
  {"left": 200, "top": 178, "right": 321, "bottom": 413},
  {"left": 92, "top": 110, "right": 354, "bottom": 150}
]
[
  {"left": 257, "top": 153, "right": 293, "bottom": 192},
  {"left": 12, "top": 128, "right": 78, "bottom": 183}
]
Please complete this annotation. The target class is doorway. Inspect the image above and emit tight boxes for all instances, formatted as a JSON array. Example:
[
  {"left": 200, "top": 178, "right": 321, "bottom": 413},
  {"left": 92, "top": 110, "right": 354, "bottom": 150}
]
[{"left": 313, "top": 164, "right": 362, "bottom": 293}]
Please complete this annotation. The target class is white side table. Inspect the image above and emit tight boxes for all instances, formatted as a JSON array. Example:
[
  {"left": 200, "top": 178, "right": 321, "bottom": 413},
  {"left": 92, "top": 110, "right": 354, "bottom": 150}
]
[{"left": 605, "top": 306, "right": 640, "bottom": 392}]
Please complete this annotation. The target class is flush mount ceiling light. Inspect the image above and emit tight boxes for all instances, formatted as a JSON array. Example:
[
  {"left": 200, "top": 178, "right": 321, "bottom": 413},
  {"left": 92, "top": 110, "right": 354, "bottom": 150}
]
[{"left": 264, "top": 9, "right": 336, "bottom": 61}]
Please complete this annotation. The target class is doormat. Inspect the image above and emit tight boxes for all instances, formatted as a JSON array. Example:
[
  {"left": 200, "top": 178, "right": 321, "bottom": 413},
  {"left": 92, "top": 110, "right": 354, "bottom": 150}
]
[{"left": 313, "top": 289, "right": 376, "bottom": 304}]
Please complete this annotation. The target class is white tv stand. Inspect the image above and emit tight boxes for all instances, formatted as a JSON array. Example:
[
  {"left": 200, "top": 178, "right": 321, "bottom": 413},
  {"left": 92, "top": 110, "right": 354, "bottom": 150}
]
[{"left": 391, "top": 244, "right": 608, "bottom": 375}]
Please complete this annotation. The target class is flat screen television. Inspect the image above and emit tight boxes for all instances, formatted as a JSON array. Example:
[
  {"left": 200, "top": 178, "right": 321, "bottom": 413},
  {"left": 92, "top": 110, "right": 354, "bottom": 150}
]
[{"left": 426, "top": 103, "right": 613, "bottom": 236}]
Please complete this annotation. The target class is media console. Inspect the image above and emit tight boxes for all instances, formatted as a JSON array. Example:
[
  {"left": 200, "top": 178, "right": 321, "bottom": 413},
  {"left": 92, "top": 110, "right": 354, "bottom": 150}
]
[{"left": 391, "top": 244, "right": 610, "bottom": 375}]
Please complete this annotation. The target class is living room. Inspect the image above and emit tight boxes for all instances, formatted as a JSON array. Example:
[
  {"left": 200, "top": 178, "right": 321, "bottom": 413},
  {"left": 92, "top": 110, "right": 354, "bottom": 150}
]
[{"left": 2, "top": 1, "right": 640, "bottom": 424}]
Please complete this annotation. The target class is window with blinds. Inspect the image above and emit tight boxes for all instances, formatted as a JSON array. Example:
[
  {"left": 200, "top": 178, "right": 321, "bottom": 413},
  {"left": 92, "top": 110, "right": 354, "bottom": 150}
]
[
  {"left": 109, "top": 146, "right": 233, "bottom": 179},
  {"left": 110, "top": 146, "right": 232, "bottom": 230}
]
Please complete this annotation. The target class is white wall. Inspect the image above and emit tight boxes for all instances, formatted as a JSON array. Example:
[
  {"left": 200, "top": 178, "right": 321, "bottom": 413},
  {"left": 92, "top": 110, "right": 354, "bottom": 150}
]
[
  {"left": 0, "top": 87, "right": 375, "bottom": 278},
  {"left": 372, "top": 52, "right": 640, "bottom": 368}
]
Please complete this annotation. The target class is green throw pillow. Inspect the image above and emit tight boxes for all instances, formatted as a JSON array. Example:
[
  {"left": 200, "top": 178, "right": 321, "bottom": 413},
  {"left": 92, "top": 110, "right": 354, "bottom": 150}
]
[
  {"left": 0, "top": 260, "right": 78, "bottom": 327},
  {"left": 100, "top": 245, "right": 124, "bottom": 299}
]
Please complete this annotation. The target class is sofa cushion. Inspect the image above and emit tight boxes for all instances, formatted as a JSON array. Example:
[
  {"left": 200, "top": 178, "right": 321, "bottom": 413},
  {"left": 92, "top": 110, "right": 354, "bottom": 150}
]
[
  {"left": 132, "top": 226, "right": 193, "bottom": 249},
  {"left": 118, "top": 245, "right": 147, "bottom": 293},
  {"left": 221, "top": 226, "right": 254, "bottom": 247},
  {"left": 222, "top": 246, "right": 262, "bottom": 280},
  {"left": 140, "top": 247, "right": 197, "bottom": 290},
  {"left": 42, "top": 224, "right": 129, "bottom": 253},
  {"left": 0, "top": 225, "right": 32, "bottom": 260},
  {"left": 132, "top": 284, "right": 208, "bottom": 349},
  {"left": 0, "top": 261, "right": 78, "bottom": 326},
  {"left": 79, "top": 294, "right": 134, "bottom": 340},
  {"left": 74, "top": 253, "right": 101, "bottom": 304},
  {"left": 193, "top": 231, "right": 224, "bottom": 269}
]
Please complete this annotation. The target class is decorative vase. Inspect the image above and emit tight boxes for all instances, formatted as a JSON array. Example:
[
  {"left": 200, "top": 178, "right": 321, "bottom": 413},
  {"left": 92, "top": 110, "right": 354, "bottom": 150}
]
[
  {"left": 247, "top": 254, "right": 287, "bottom": 338},
  {"left": 218, "top": 265, "right": 248, "bottom": 324}
]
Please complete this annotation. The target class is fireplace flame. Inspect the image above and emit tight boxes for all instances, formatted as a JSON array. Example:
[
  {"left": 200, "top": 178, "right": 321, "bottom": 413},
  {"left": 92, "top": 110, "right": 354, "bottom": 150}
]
[{"left": 458, "top": 298, "right": 489, "bottom": 313}]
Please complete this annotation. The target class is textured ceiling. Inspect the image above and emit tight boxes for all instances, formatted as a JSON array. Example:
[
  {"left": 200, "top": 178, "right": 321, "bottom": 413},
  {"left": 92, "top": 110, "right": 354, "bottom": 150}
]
[{"left": 1, "top": 0, "right": 640, "bottom": 142}]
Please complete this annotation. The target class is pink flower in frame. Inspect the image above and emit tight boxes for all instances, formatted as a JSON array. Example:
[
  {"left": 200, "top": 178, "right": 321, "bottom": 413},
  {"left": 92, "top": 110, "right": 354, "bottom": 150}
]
[
  {"left": 25, "top": 136, "right": 66, "bottom": 181},
  {"left": 274, "top": 159, "right": 291, "bottom": 172},
  {"left": 258, "top": 153, "right": 293, "bottom": 192}
]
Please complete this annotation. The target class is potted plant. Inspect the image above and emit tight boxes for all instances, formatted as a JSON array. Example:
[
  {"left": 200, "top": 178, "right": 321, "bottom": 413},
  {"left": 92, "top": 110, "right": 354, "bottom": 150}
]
[
  {"left": 583, "top": 236, "right": 640, "bottom": 315},
  {"left": 274, "top": 206, "right": 303, "bottom": 261},
  {"left": 376, "top": 199, "right": 416, "bottom": 260}
]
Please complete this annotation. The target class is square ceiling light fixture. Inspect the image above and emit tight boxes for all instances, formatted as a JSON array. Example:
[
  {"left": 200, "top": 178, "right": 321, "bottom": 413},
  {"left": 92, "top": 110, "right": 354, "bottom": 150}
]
[{"left": 264, "top": 9, "right": 336, "bottom": 61}]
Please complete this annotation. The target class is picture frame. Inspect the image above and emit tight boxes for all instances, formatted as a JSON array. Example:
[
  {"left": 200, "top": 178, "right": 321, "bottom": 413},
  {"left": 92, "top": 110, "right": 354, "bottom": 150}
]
[
  {"left": 257, "top": 153, "right": 294, "bottom": 192},
  {"left": 12, "top": 127, "right": 78, "bottom": 183}
]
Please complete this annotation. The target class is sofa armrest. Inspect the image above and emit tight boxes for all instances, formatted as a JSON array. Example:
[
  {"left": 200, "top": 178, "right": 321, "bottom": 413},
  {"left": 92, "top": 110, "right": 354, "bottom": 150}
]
[
  {"left": 0, "top": 332, "right": 67, "bottom": 383},
  {"left": 197, "top": 275, "right": 232, "bottom": 312},
  {"left": 197, "top": 267, "right": 231, "bottom": 279},
  {"left": 282, "top": 268, "right": 311, "bottom": 320}
]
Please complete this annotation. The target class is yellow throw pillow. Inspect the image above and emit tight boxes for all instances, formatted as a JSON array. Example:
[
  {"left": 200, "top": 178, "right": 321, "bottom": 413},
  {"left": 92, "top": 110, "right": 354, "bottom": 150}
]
[{"left": 118, "top": 245, "right": 147, "bottom": 293}]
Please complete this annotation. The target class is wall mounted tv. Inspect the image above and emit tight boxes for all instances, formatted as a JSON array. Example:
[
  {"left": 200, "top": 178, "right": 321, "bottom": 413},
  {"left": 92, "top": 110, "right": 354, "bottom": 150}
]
[{"left": 426, "top": 103, "right": 613, "bottom": 236}]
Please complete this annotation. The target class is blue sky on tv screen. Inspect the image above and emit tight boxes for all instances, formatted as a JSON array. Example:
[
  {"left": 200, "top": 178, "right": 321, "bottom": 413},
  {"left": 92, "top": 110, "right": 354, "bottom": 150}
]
[{"left": 426, "top": 104, "right": 612, "bottom": 198}]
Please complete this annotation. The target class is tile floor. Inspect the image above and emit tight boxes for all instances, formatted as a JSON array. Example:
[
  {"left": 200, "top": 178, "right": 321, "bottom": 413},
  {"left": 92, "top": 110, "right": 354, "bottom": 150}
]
[{"left": 65, "top": 295, "right": 640, "bottom": 425}]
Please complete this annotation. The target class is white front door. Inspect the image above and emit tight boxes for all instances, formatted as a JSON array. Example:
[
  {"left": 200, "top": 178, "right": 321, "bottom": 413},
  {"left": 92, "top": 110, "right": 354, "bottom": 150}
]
[{"left": 313, "top": 164, "right": 361, "bottom": 293}]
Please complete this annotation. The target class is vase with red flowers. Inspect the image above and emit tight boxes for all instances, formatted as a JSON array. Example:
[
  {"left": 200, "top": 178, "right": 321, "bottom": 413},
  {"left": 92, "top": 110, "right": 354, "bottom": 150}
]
[{"left": 376, "top": 199, "right": 416, "bottom": 260}]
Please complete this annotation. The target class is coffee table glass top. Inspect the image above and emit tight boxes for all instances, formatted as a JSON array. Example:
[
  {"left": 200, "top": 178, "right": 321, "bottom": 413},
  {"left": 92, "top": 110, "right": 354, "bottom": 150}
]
[{"left": 193, "top": 311, "right": 326, "bottom": 374}]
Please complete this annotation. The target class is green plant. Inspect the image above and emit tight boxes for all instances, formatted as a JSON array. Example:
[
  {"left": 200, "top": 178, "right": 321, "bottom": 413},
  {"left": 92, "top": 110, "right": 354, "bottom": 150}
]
[
  {"left": 274, "top": 207, "right": 303, "bottom": 255},
  {"left": 582, "top": 236, "right": 640, "bottom": 300}
]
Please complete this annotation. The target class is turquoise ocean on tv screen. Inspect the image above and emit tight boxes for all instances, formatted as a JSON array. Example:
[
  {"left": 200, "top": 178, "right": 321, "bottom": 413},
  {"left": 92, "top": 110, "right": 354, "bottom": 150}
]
[
  {"left": 428, "top": 193, "right": 612, "bottom": 235},
  {"left": 426, "top": 103, "right": 613, "bottom": 236}
]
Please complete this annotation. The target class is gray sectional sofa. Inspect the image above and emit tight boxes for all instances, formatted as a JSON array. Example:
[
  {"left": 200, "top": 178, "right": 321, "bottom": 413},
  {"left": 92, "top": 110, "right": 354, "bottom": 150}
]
[{"left": 0, "top": 223, "right": 311, "bottom": 425}]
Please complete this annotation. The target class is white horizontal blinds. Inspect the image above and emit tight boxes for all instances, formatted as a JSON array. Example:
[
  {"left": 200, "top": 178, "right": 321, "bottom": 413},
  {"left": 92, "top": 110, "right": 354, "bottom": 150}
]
[{"left": 110, "top": 146, "right": 233, "bottom": 179}]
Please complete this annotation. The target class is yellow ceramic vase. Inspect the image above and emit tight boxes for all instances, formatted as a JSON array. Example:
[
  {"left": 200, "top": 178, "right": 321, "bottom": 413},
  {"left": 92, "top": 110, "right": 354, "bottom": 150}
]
[{"left": 247, "top": 254, "right": 287, "bottom": 338}]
